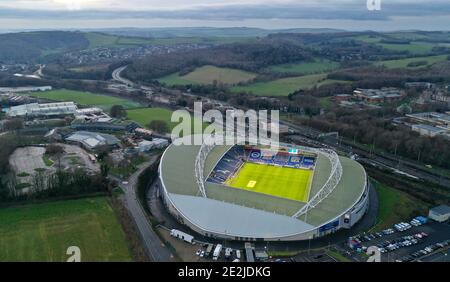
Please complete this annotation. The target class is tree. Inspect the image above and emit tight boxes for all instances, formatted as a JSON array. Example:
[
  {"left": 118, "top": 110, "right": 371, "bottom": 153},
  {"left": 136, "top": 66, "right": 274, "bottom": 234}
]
[
  {"left": 3, "top": 118, "right": 23, "bottom": 131},
  {"left": 100, "top": 162, "right": 109, "bottom": 178},
  {"left": 45, "top": 144, "right": 64, "bottom": 155},
  {"left": 148, "top": 120, "right": 169, "bottom": 134},
  {"left": 110, "top": 105, "right": 126, "bottom": 118}
]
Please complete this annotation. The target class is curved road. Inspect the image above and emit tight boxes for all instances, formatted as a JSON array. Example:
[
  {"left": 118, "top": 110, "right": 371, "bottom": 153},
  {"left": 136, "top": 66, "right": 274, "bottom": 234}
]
[
  {"left": 115, "top": 159, "right": 174, "bottom": 262},
  {"left": 112, "top": 65, "right": 135, "bottom": 86}
]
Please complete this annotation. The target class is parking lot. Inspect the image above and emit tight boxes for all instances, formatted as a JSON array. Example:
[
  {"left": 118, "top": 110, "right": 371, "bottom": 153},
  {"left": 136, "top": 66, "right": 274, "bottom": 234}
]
[
  {"left": 420, "top": 248, "right": 450, "bottom": 262},
  {"left": 355, "top": 221, "right": 450, "bottom": 262}
]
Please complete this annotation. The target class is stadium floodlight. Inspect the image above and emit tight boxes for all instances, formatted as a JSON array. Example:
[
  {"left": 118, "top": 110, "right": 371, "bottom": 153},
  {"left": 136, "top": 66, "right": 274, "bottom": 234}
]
[{"left": 291, "top": 149, "right": 343, "bottom": 219}]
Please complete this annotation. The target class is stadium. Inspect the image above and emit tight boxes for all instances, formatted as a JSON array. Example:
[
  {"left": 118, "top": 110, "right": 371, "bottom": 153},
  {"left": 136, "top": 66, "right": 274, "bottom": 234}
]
[{"left": 159, "top": 135, "right": 369, "bottom": 241}]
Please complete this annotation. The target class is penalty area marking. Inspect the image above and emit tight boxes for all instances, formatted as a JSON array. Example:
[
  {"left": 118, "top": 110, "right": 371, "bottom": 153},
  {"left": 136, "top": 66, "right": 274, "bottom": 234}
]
[{"left": 246, "top": 180, "right": 257, "bottom": 188}]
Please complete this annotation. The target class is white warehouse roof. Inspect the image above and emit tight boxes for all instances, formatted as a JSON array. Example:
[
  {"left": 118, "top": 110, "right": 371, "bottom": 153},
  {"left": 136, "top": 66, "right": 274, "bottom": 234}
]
[{"left": 7, "top": 102, "right": 77, "bottom": 117}]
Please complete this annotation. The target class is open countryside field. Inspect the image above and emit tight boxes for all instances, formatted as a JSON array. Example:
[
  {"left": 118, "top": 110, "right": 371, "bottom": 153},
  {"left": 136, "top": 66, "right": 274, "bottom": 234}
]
[
  {"left": 227, "top": 162, "right": 313, "bottom": 202},
  {"left": 0, "top": 197, "right": 132, "bottom": 262},
  {"left": 29, "top": 89, "right": 140, "bottom": 110},
  {"left": 378, "top": 42, "right": 436, "bottom": 54},
  {"left": 231, "top": 74, "right": 350, "bottom": 97},
  {"left": 375, "top": 55, "right": 449, "bottom": 69},
  {"left": 268, "top": 59, "right": 340, "bottom": 74},
  {"left": 158, "top": 65, "right": 257, "bottom": 85}
]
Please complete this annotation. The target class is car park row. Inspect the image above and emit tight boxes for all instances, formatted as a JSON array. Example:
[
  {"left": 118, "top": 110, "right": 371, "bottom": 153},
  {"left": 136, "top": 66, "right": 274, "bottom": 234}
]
[{"left": 395, "top": 239, "right": 450, "bottom": 262}]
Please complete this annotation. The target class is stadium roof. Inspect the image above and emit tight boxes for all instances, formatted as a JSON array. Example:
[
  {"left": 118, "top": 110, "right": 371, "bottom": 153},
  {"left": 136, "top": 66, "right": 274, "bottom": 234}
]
[{"left": 160, "top": 136, "right": 367, "bottom": 238}]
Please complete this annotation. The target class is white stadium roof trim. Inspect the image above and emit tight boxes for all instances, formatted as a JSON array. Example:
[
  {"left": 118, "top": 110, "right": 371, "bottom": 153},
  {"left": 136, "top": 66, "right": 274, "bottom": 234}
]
[{"left": 159, "top": 135, "right": 369, "bottom": 241}]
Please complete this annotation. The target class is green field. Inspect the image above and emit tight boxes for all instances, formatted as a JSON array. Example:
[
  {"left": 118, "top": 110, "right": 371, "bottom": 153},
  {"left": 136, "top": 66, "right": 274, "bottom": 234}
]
[
  {"left": 29, "top": 89, "right": 140, "bottom": 110},
  {"left": 378, "top": 42, "right": 436, "bottom": 54},
  {"left": 353, "top": 35, "right": 438, "bottom": 55},
  {"left": 226, "top": 162, "right": 313, "bottom": 202},
  {"left": 126, "top": 107, "right": 208, "bottom": 134},
  {"left": 158, "top": 65, "right": 257, "bottom": 85},
  {"left": 0, "top": 197, "right": 132, "bottom": 262},
  {"left": 375, "top": 55, "right": 448, "bottom": 69},
  {"left": 231, "top": 74, "right": 350, "bottom": 96},
  {"left": 268, "top": 59, "right": 340, "bottom": 74},
  {"left": 371, "top": 181, "right": 428, "bottom": 232},
  {"left": 127, "top": 107, "right": 178, "bottom": 130}
]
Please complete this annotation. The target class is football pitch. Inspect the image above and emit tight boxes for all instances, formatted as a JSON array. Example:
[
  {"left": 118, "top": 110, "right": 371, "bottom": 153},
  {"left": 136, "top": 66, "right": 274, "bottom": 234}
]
[
  {"left": 227, "top": 162, "right": 314, "bottom": 202},
  {"left": 0, "top": 197, "right": 132, "bottom": 262}
]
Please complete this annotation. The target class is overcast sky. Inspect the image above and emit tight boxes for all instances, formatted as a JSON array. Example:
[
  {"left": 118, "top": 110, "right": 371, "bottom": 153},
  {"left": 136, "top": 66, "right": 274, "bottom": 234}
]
[{"left": 0, "top": 0, "right": 449, "bottom": 31}]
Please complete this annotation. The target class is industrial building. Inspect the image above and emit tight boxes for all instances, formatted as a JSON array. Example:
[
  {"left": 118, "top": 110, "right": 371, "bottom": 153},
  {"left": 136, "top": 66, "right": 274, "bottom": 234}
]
[
  {"left": 411, "top": 124, "right": 448, "bottom": 137},
  {"left": 0, "top": 86, "right": 52, "bottom": 93},
  {"left": 137, "top": 138, "right": 169, "bottom": 152},
  {"left": 353, "top": 88, "right": 406, "bottom": 104},
  {"left": 7, "top": 102, "right": 77, "bottom": 118},
  {"left": 428, "top": 205, "right": 450, "bottom": 223},
  {"left": 406, "top": 112, "right": 450, "bottom": 138},
  {"left": 65, "top": 131, "right": 120, "bottom": 151}
]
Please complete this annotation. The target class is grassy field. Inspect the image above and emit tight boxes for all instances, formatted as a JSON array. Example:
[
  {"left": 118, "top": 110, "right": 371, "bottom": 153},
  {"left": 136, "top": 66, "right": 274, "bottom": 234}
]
[
  {"left": 126, "top": 107, "right": 208, "bottom": 134},
  {"left": 375, "top": 55, "right": 448, "bottom": 69},
  {"left": 231, "top": 74, "right": 350, "bottom": 97},
  {"left": 353, "top": 35, "right": 437, "bottom": 55},
  {"left": 226, "top": 162, "right": 313, "bottom": 202},
  {"left": 378, "top": 42, "right": 436, "bottom": 54},
  {"left": 0, "top": 197, "right": 132, "bottom": 262},
  {"left": 158, "top": 65, "right": 257, "bottom": 85},
  {"left": 84, "top": 32, "right": 155, "bottom": 49},
  {"left": 29, "top": 89, "right": 140, "bottom": 110},
  {"left": 268, "top": 59, "right": 340, "bottom": 74},
  {"left": 42, "top": 154, "right": 54, "bottom": 167},
  {"left": 126, "top": 107, "right": 177, "bottom": 130},
  {"left": 371, "top": 181, "right": 428, "bottom": 232}
]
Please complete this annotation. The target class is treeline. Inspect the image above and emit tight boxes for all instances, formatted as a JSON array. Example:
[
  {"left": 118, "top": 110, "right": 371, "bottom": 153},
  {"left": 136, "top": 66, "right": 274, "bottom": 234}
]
[
  {"left": 125, "top": 42, "right": 312, "bottom": 82},
  {"left": 303, "top": 108, "right": 450, "bottom": 169},
  {"left": 44, "top": 64, "right": 110, "bottom": 81},
  {"left": 0, "top": 169, "right": 109, "bottom": 203},
  {"left": 136, "top": 158, "right": 160, "bottom": 216}
]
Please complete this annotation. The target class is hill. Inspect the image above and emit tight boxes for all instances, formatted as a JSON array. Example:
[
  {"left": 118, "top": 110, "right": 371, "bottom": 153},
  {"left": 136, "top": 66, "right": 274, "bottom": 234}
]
[{"left": 0, "top": 31, "right": 89, "bottom": 63}]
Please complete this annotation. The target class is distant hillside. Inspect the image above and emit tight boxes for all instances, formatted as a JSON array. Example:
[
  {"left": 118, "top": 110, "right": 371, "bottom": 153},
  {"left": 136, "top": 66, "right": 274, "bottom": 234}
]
[
  {"left": 92, "top": 27, "right": 346, "bottom": 38},
  {"left": 0, "top": 31, "right": 89, "bottom": 63}
]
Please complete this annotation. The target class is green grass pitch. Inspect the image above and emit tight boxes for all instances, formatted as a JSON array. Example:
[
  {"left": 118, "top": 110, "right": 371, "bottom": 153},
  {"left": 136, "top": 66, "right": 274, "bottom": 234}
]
[
  {"left": 227, "top": 162, "right": 314, "bottom": 202},
  {"left": 0, "top": 197, "right": 132, "bottom": 262}
]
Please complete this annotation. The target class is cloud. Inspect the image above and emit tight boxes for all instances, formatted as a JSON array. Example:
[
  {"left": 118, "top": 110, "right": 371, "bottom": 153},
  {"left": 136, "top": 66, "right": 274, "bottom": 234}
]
[{"left": 0, "top": 0, "right": 448, "bottom": 30}]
